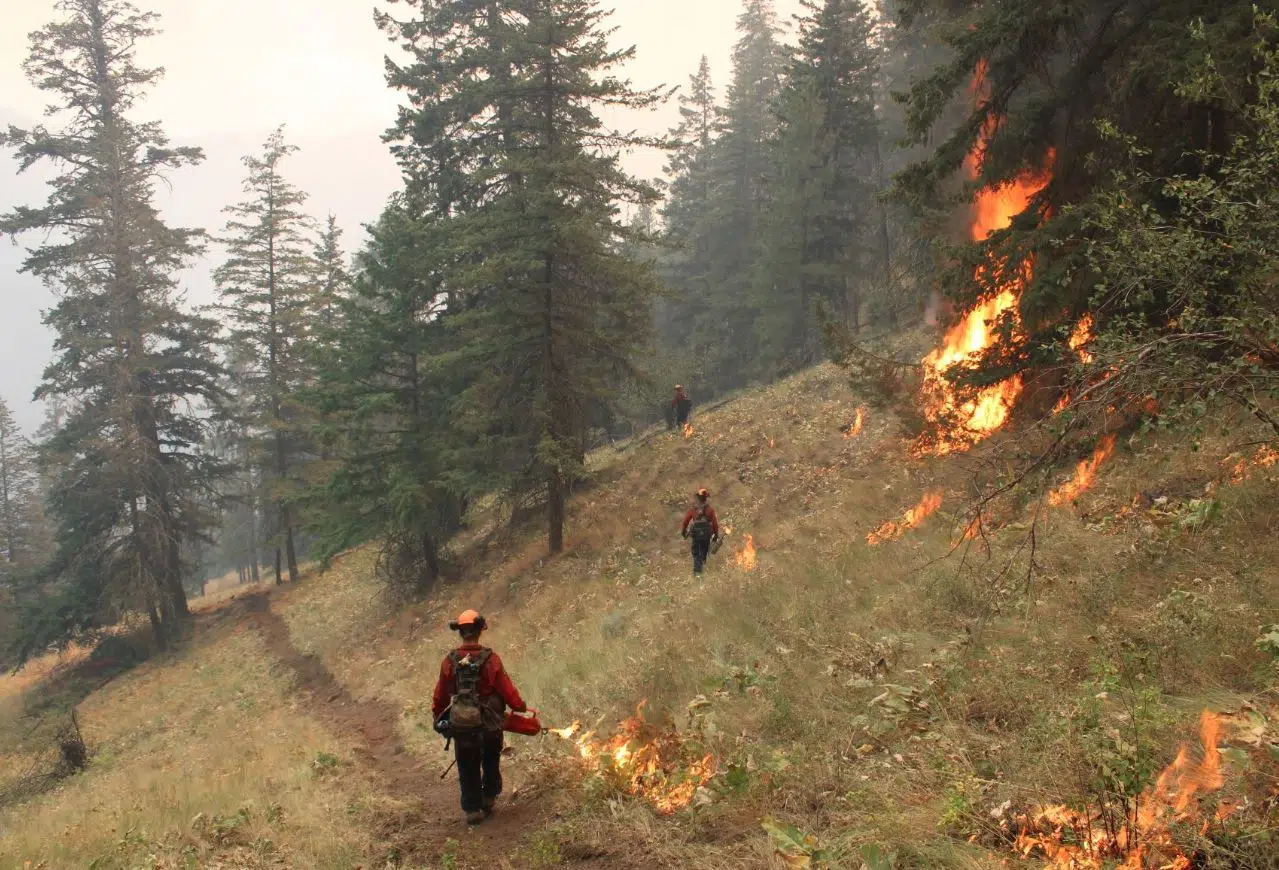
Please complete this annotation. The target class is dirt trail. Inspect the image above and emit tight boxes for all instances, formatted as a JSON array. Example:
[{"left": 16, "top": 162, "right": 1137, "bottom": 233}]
[{"left": 240, "top": 593, "right": 543, "bottom": 864}]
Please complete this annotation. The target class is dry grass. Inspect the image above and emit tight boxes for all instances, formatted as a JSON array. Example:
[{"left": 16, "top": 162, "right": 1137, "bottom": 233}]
[{"left": 1, "top": 364, "right": 1276, "bottom": 869}]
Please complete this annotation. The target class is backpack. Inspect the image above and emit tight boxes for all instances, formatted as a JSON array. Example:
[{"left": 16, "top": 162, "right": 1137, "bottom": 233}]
[
  {"left": 689, "top": 505, "right": 713, "bottom": 543},
  {"left": 446, "top": 649, "right": 500, "bottom": 735}
]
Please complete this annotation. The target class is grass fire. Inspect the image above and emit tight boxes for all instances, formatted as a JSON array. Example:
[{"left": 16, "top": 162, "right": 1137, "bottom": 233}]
[{"left": 547, "top": 703, "right": 716, "bottom": 815}]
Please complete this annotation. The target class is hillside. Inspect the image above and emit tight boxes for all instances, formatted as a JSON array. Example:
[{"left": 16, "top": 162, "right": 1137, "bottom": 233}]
[{"left": 2, "top": 364, "right": 1277, "bottom": 869}]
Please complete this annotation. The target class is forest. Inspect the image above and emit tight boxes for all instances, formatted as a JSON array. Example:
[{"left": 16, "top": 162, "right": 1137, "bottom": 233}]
[
  {"left": 2, "top": 0, "right": 1276, "bottom": 662},
  {"left": 2, "top": 1, "right": 1278, "bottom": 867}
]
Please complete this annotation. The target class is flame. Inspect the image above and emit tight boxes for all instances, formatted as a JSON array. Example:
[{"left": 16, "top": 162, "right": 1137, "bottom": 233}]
[
  {"left": 1052, "top": 391, "right": 1072, "bottom": 414},
  {"left": 1069, "top": 314, "right": 1095, "bottom": 364},
  {"left": 547, "top": 702, "right": 716, "bottom": 814},
  {"left": 867, "top": 491, "right": 943, "bottom": 545},
  {"left": 1047, "top": 434, "right": 1116, "bottom": 506},
  {"left": 734, "top": 534, "right": 757, "bottom": 571},
  {"left": 915, "top": 65, "right": 1053, "bottom": 456},
  {"left": 1221, "top": 445, "right": 1279, "bottom": 484},
  {"left": 844, "top": 406, "right": 866, "bottom": 439},
  {"left": 682, "top": 423, "right": 695, "bottom": 439},
  {"left": 1015, "top": 711, "right": 1229, "bottom": 869}
]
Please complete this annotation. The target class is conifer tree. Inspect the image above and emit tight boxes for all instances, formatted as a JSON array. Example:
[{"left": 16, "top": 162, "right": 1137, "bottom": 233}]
[
  {"left": 757, "top": 0, "right": 881, "bottom": 365},
  {"left": 309, "top": 201, "right": 461, "bottom": 594},
  {"left": 0, "top": 0, "right": 223, "bottom": 655},
  {"left": 692, "top": 0, "right": 786, "bottom": 392},
  {"left": 380, "top": 0, "right": 666, "bottom": 554},
  {"left": 0, "top": 396, "right": 39, "bottom": 573},
  {"left": 312, "top": 215, "right": 351, "bottom": 339},
  {"left": 214, "top": 127, "right": 317, "bottom": 585}
]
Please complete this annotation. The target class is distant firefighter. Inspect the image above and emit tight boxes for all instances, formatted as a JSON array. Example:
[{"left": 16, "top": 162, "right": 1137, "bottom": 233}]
[
  {"left": 673, "top": 384, "right": 692, "bottom": 427},
  {"left": 680, "top": 488, "right": 720, "bottom": 575}
]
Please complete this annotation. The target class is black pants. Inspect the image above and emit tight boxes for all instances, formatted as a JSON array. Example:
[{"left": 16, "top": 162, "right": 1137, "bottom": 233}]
[
  {"left": 454, "top": 731, "right": 504, "bottom": 812},
  {"left": 691, "top": 536, "right": 711, "bottom": 574},
  {"left": 676, "top": 399, "right": 692, "bottom": 426}
]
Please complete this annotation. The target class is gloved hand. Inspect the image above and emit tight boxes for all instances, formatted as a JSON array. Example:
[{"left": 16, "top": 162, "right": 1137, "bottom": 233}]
[{"left": 681, "top": 531, "right": 688, "bottom": 540}]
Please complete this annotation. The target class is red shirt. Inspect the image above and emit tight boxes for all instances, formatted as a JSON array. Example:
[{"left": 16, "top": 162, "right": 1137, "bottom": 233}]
[
  {"left": 673, "top": 389, "right": 689, "bottom": 407},
  {"left": 681, "top": 505, "right": 720, "bottom": 537},
  {"left": 431, "top": 644, "right": 526, "bottom": 719}
]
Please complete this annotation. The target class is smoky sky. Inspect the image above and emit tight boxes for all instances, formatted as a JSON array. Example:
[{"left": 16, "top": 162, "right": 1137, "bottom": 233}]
[{"left": 0, "top": 0, "right": 804, "bottom": 436}]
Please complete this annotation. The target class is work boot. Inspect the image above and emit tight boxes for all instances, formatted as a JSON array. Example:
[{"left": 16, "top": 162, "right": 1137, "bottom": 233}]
[
  {"left": 483, "top": 796, "right": 496, "bottom": 815},
  {"left": 465, "top": 810, "right": 486, "bottom": 825}
]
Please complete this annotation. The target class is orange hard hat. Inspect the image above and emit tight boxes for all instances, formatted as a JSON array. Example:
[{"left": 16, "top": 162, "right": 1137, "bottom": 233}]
[
  {"left": 675, "top": 384, "right": 683, "bottom": 390},
  {"left": 449, "top": 609, "right": 487, "bottom": 631},
  {"left": 696, "top": 488, "right": 709, "bottom": 499}
]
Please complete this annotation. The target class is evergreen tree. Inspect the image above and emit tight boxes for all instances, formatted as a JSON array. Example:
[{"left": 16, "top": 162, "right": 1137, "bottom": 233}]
[
  {"left": 379, "top": 0, "right": 666, "bottom": 555},
  {"left": 895, "top": 0, "right": 1273, "bottom": 383},
  {"left": 657, "top": 57, "right": 719, "bottom": 388},
  {"left": 691, "top": 0, "right": 786, "bottom": 393},
  {"left": 757, "top": 0, "right": 881, "bottom": 369},
  {"left": 0, "top": 396, "right": 39, "bottom": 573},
  {"left": 312, "top": 214, "right": 351, "bottom": 339},
  {"left": 0, "top": 0, "right": 223, "bottom": 655},
  {"left": 309, "top": 201, "right": 461, "bottom": 594},
  {"left": 214, "top": 126, "right": 317, "bottom": 585}
]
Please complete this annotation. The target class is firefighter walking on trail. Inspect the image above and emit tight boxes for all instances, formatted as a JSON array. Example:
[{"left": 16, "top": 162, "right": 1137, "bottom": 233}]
[
  {"left": 432, "top": 610, "right": 529, "bottom": 825},
  {"left": 681, "top": 488, "right": 720, "bottom": 574}
]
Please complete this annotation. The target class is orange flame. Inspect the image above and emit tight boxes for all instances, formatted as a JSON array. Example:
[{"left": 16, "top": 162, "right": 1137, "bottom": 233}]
[
  {"left": 734, "top": 534, "right": 757, "bottom": 571},
  {"left": 1048, "top": 434, "right": 1116, "bottom": 506},
  {"left": 682, "top": 423, "right": 695, "bottom": 439},
  {"left": 915, "top": 65, "right": 1053, "bottom": 456},
  {"left": 1221, "top": 445, "right": 1278, "bottom": 484},
  {"left": 547, "top": 702, "right": 716, "bottom": 814},
  {"left": 1015, "top": 711, "right": 1228, "bottom": 869},
  {"left": 844, "top": 406, "right": 866, "bottom": 439},
  {"left": 867, "top": 491, "right": 943, "bottom": 545},
  {"left": 1069, "top": 314, "right": 1095, "bottom": 364}
]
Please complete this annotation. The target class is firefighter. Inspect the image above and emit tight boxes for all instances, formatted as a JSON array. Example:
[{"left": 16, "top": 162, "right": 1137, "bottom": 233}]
[
  {"left": 432, "top": 610, "right": 529, "bottom": 825},
  {"left": 680, "top": 488, "right": 720, "bottom": 574},
  {"left": 673, "top": 384, "right": 692, "bottom": 428}
]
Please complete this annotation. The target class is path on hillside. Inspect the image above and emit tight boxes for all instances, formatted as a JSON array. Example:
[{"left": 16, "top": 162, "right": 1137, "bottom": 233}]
[{"left": 241, "top": 593, "right": 543, "bottom": 864}]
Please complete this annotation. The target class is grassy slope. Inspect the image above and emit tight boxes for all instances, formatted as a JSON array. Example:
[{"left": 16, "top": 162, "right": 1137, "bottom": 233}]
[{"left": 1, "top": 363, "right": 1276, "bottom": 869}]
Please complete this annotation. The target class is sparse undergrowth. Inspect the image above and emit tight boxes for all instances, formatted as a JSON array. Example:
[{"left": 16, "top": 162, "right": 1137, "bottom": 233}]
[{"left": 2, "top": 365, "right": 1276, "bottom": 869}]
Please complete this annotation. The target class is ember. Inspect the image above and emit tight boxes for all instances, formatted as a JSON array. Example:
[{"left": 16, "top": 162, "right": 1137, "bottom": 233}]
[
  {"left": 1048, "top": 434, "right": 1116, "bottom": 506},
  {"left": 547, "top": 702, "right": 716, "bottom": 814},
  {"left": 868, "top": 491, "right": 943, "bottom": 545}
]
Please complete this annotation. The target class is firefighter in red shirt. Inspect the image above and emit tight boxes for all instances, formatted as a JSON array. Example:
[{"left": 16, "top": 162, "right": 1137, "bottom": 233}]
[
  {"left": 432, "top": 610, "right": 528, "bottom": 825},
  {"left": 680, "top": 488, "right": 720, "bottom": 574}
]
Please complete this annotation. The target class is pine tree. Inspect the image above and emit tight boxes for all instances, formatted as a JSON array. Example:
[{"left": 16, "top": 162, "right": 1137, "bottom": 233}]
[
  {"left": 895, "top": 0, "right": 1269, "bottom": 379},
  {"left": 380, "top": 0, "right": 667, "bottom": 555},
  {"left": 214, "top": 127, "right": 317, "bottom": 585},
  {"left": 692, "top": 0, "right": 786, "bottom": 393},
  {"left": 0, "top": 396, "right": 39, "bottom": 573},
  {"left": 308, "top": 201, "right": 462, "bottom": 594},
  {"left": 312, "top": 215, "right": 351, "bottom": 339},
  {"left": 657, "top": 57, "right": 719, "bottom": 384},
  {"left": 0, "top": 0, "right": 224, "bottom": 655},
  {"left": 758, "top": 0, "right": 882, "bottom": 368}
]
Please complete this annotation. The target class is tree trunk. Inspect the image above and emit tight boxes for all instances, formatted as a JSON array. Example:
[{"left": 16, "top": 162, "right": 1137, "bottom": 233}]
[
  {"left": 285, "top": 520, "right": 298, "bottom": 583},
  {"left": 548, "top": 467, "right": 565, "bottom": 554},
  {"left": 147, "top": 595, "right": 167, "bottom": 652},
  {"left": 274, "top": 545, "right": 283, "bottom": 586}
]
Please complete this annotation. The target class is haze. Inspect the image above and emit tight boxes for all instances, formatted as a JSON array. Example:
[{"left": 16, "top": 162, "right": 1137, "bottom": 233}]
[{"left": 0, "top": 0, "right": 803, "bottom": 435}]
